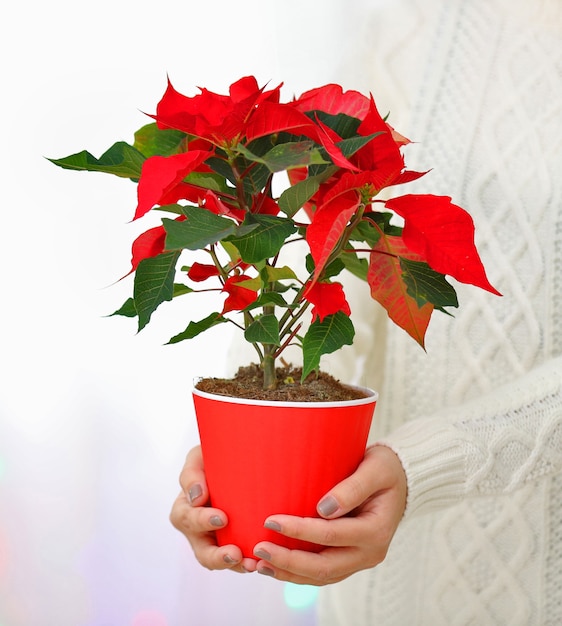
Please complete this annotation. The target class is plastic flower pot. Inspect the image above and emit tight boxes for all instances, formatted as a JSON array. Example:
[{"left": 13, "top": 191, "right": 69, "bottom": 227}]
[{"left": 192, "top": 386, "right": 377, "bottom": 558}]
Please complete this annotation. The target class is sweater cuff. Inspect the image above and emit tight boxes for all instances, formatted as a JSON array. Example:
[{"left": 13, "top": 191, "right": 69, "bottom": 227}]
[{"left": 377, "top": 417, "right": 471, "bottom": 518}]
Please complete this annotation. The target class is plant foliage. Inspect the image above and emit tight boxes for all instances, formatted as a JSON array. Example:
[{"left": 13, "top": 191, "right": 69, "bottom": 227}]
[{"left": 50, "top": 76, "right": 500, "bottom": 389}]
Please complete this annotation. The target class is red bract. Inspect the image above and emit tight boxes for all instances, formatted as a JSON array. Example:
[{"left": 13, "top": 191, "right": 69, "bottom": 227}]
[
  {"left": 305, "top": 281, "right": 351, "bottom": 322},
  {"left": 292, "top": 84, "right": 371, "bottom": 120},
  {"left": 154, "top": 76, "right": 282, "bottom": 145},
  {"left": 306, "top": 189, "right": 362, "bottom": 286},
  {"left": 251, "top": 193, "right": 279, "bottom": 216},
  {"left": 128, "top": 214, "right": 188, "bottom": 274},
  {"left": 203, "top": 190, "right": 245, "bottom": 222},
  {"left": 187, "top": 262, "right": 220, "bottom": 282},
  {"left": 135, "top": 150, "right": 213, "bottom": 220},
  {"left": 221, "top": 275, "right": 258, "bottom": 314},
  {"left": 129, "top": 225, "right": 167, "bottom": 273},
  {"left": 386, "top": 195, "right": 501, "bottom": 295},
  {"left": 352, "top": 98, "right": 406, "bottom": 188},
  {"left": 367, "top": 233, "right": 433, "bottom": 347}
]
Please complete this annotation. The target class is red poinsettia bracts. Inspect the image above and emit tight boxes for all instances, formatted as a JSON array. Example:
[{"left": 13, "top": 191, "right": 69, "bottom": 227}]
[
  {"left": 367, "top": 232, "right": 434, "bottom": 346},
  {"left": 154, "top": 76, "right": 282, "bottom": 145},
  {"left": 385, "top": 195, "right": 501, "bottom": 295},
  {"left": 202, "top": 190, "right": 246, "bottom": 222},
  {"left": 129, "top": 224, "right": 168, "bottom": 273},
  {"left": 221, "top": 275, "right": 258, "bottom": 314},
  {"left": 128, "top": 214, "right": 187, "bottom": 274},
  {"left": 304, "top": 281, "right": 351, "bottom": 323},
  {"left": 305, "top": 188, "right": 362, "bottom": 287},
  {"left": 134, "top": 150, "right": 213, "bottom": 219},
  {"left": 291, "top": 83, "right": 372, "bottom": 124},
  {"left": 187, "top": 262, "right": 221, "bottom": 282}
]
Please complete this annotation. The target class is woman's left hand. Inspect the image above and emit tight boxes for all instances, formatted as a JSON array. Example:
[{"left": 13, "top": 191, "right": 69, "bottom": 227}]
[{"left": 252, "top": 444, "right": 408, "bottom": 585}]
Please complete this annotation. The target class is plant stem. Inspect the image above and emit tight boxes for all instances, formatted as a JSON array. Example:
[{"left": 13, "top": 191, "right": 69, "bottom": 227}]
[{"left": 262, "top": 344, "right": 277, "bottom": 390}]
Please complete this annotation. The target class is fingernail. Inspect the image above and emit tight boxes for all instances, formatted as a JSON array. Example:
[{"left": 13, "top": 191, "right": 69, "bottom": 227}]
[
  {"left": 258, "top": 566, "right": 275, "bottom": 577},
  {"left": 209, "top": 515, "right": 224, "bottom": 528},
  {"left": 223, "top": 554, "right": 237, "bottom": 565},
  {"left": 264, "top": 520, "right": 282, "bottom": 532},
  {"left": 188, "top": 483, "right": 203, "bottom": 504},
  {"left": 254, "top": 548, "right": 272, "bottom": 561},
  {"left": 318, "top": 495, "right": 339, "bottom": 517}
]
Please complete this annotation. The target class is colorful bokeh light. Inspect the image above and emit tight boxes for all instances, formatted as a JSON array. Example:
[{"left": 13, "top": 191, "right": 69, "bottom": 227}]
[
  {"left": 283, "top": 582, "right": 319, "bottom": 610},
  {"left": 131, "top": 610, "right": 169, "bottom": 626}
]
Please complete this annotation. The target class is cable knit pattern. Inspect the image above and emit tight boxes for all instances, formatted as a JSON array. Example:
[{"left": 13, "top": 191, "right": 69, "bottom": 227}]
[{"left": 318, "top": 0, "right": 562, "bottom": 624}]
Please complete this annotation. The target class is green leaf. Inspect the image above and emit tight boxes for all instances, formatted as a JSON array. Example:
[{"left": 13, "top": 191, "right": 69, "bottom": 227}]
[
  {"left": 227, "top": 214, "right": 297, "bottom": 263},
  {"left": 278, "top": 166, "right": 337, "bottom": 217},
  {"left": 308, "top": 112, "right": 361, "bottom": 138},
  {"left": 301, "top": 312, "right": 355, "bottom": 380},
  {"left": 305, "top": 255, "right": 345, "bottom": 280},
  {"left": 184, "top": 171, "right": 233, "bottom": 195},
  {"left": 340, "top": 251, "right": 369, "bottom": 281},
  {"left": 167, "top": 312, "right": 227, "bottom": 344},
  {"left": 244, "top": 314, "right": 281, "bottom": 345},
  {"left": 336, "top": 132, "right": 383, "bottom": 159},
  {"left": 163, "top": 206, "right": 237, "bottom": 251},
  {"left": 360, "top": 212, "right": 402, "bottom": 238},
  {"left": 220, "top": 240, "right": 243, "bottom": 263},
  {"left": 133, "top": 123, "right": 186, "bottom": 158},
  {"left": 134, "top": 251, "right": 180, "bottom": 331},
  {"left": 153, "top": 203, "right": 184, "bottom": 215},
  {"left": 244, "top": 292, "right": 291, "bottom": 311},
  {"left": 237, "top": 141, "right": 328, "bottom": 173},
  {"left": 108, "top": 297, "right": 137, "bottom": 318},
  {"left": 261, "top": 265, "right": 298, "bottom": 282},
  {"left": 400, "top": 258, "right": 459, "bottom": 313},
  {"left": 349, "top": 218, "right": 385, "bottom": 247},
  {"left": 242, "top": 161, "right": 272, "bottom": 199},
  {"left": 206, "top": 156, "right": 236, "bottom": 184},
  {"left": 48, "top": 141, "right": 145, "bottom": 179},
  {"left": 173, "top": 283, "right": 194, "bottom": 297}
]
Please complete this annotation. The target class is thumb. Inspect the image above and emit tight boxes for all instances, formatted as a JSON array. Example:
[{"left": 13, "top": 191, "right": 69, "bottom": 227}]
[{"left": 316, "top": 445, "right": 405, "bottom": 519}]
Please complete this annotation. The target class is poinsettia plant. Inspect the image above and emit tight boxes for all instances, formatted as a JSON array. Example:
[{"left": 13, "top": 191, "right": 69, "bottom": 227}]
[{"left": 50, "top": 76, "right": 500, "bottom": 390}]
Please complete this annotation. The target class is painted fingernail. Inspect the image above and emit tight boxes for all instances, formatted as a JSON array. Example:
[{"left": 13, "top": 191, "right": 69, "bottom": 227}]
[
  {"left": 258, "top": 566, "right": 275, "bottom": 577},
  {"left": 254, "top": 548, "right": 272, "bottom": 561},
  {"left": 318, "top": 495, "right": 339, "bottom": 517},
  {"left": 188, "top": 483, "right": 203, "bottom": 504},
  {"left": 209, "top": 515, "right": 224, "bottom": 528},
  {"left": 264, "top": 520, "right": 282, "bottom": 532},
  {"left": 223, "top": 554, "right": 237, "bottom": 565}
]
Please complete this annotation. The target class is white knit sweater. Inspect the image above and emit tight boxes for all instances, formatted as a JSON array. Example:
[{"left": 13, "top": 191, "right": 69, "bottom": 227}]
[{"left": 318, "top": 0, "right": 562, "bottom": 624}]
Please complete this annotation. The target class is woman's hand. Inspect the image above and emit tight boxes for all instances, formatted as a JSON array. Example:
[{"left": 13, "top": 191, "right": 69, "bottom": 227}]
[
  {"left": 252, "top": 444, "right": 407, "bottom": 585},
  {"left": 169, "top": 445, "right": 258, "bottom": 574}
]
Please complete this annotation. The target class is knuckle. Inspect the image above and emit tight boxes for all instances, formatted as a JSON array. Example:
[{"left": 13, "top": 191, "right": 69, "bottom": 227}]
[
  {"left": 320, "top": 524, "right": 339, "bottom": 546},
  {"left": 345, "top": 474, "right": 367, "bottom": 505},
  {"left": 169, "top": 500, "right": 187, "bottom": 531},
  {"left": 287, "top": 516, "right": 307, "bottom": 539}
]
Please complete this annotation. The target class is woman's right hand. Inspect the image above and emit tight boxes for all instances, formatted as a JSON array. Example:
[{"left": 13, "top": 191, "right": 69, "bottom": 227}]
[{"left": 169, "top": 445, "right": 258, "bottom": 573}]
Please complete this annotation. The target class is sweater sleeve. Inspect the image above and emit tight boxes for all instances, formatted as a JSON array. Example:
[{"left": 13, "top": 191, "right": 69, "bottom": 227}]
[{"left": 378, "top": 355, "right": 562, "bottom": 518}]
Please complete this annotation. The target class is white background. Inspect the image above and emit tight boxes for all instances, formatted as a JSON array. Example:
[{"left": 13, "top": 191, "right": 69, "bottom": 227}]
[{"left": 0, "top": 1, "right": 382, "bottom": 624}]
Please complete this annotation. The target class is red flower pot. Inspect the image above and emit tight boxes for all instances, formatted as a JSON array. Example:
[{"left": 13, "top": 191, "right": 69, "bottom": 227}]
[{"left": 192, "top": 386, "right": 377, "bottom": 558}]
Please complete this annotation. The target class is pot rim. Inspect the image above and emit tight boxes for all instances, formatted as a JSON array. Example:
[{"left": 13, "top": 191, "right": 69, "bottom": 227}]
[{"left": 192, "top": 382, "right": 378, "bottom": 408}]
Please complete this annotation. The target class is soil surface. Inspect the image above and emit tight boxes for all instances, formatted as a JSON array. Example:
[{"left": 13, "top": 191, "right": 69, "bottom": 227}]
[{"left": 195, "top": 364, "right": 368, "bottom": 402}]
